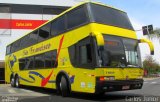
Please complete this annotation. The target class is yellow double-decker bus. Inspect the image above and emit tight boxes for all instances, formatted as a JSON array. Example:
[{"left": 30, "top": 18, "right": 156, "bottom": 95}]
[{"left": 5, "top": 2, "right": 154, "bottom": 96}]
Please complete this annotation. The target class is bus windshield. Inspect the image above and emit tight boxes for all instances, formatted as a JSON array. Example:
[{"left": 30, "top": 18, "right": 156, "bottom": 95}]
[
  {"left": 89, "top": 3, "right": 134, "bottom": 30},
  {"left": 100, "top": 35, "right": 141, "bottom": 68}
]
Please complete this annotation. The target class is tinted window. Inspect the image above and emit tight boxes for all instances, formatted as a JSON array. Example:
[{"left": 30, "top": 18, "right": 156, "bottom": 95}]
[
  {"left": 11, "top": 40, "right": 21, "bottom": 52},
  {"left": 35, "top": 54, "right": 45, "bottom": 68},
  {"left": 19, "top": 58, "right": 26, "bottom": 70},
  {"left": 89, "top": 4, "right": 134, "bottom": 30},
  {"left": 45, "top": 52, "right": 53, "bottom": 68},
  {"left": 6, "top": 45, "right": 11, "bottom": 55},
  {"left": 38, "top": 23, "right": 51, "bottom": 42},
  {"left": 67, "top": 6, "right": 88, "bottom": 29},
  {"left": 69, "top": 37, "right": 95, "bottom": 68},
  {"left": 20, "top": 35, "right": 30, "bottom": 49},
  {"left": 51, "top": 16, "right": 65, "bottom": 36},
  {"left": 18, "top": 50, "right": 57, "bottom": 70},
  {"left": 79, "top": 44, "right": 92, "bottom": 65},
  {"left": 45, "top": 50, "right": 57, "bottom": 68},
  {"left": 23, "top": 57, "right": 34, "bottom": 70},
  {"left": 68, "top": 45, "right": 76, "bottom": 66},
  {"left": 27, "top": 57, "right": 34, "bottom": 69},
  {"left": 29, "top": 30, "right": 38, "bottom": 45}
]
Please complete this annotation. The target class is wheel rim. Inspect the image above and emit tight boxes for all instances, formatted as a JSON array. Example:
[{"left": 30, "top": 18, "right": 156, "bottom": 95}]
[
  {"left": 11, "top": 78, "right": 14, "bottom": 86},
  {"left": 60, "top": 82, "right": 62, "bottom": 91},
  {"left": 15, "top": 78, "right": 19, "bottom": 87}
]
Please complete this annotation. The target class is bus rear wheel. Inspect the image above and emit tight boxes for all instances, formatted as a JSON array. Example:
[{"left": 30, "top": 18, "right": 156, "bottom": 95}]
[{"left": 59, "top": 76, "right": 70, "bottom": 97}]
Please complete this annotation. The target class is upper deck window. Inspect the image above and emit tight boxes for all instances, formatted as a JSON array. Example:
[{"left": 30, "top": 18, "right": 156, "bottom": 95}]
[
  {"left": 66, "top": 5, "right": 88, "bottom": 29},
  {"left": 89, "top": 3, "right": 134, "bottom": 30},
  {"left": 51, "top": 16, "right": 65, "bottom": 36},
  {"left": 38, "top": 23, "right": 51, "bottom": 42}
]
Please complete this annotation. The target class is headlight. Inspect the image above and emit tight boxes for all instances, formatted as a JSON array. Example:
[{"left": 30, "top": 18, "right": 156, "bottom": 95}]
[
  {"left": 99, "top": 76, "right": 115, "bottom": 81},
  {"left": 137, "top": 76, "right": 143, "bottom": 79}
]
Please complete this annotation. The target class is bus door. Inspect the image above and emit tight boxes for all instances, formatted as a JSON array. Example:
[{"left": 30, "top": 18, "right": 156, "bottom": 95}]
[{"left": 72, "top": 36, "right": 96, "bottom": 93}]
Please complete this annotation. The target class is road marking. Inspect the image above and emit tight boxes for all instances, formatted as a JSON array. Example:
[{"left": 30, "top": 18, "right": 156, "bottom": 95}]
[
  {"left": 8, "top": 89, "right": 16, "bottom": 93},
  {"left": 151, "top": 82, "right": 157, "bottom": 84},
  {"left": 19, "top": 89, "right": 34, "bottom": 93},
  {"left": 144, "top": 82, "right": 148, "bottom": 84}
]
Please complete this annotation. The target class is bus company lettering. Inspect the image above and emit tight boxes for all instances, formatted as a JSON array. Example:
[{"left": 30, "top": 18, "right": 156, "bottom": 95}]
[
  {"left": 30, "top": 43, "right": 51, "bottom": 53},
  {"left": 23, "top": 50, "right": 28, "bottom": 56},
  {"left": 23, "top": 43, "right": 51, "bottom": 56}
]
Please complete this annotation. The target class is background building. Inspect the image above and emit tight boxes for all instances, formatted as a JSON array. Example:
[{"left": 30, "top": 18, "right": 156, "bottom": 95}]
[{"left": 0, "top": 0, "right": 81, "bottom": 82}]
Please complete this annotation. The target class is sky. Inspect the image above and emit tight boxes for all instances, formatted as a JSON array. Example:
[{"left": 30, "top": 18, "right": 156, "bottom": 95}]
[
  {"left": 97, "top": 0, "right": 160, "bottom": 63},
  {"left": 99, "top": 0, "right": 160, "bottom": 28}
]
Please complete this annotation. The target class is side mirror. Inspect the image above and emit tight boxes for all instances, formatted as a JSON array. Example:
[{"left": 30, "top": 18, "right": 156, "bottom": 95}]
[
  {"left": 138, "top": 38, "right": 154, "bottom": 55},
  {"left": 92, "top": 32, "right": 104, "bottom": 50}
]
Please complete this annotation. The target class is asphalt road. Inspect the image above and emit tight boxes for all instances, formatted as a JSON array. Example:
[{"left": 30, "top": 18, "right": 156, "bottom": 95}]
[{"left": 0, "top": 78, "right": 160, "bottom": 102}]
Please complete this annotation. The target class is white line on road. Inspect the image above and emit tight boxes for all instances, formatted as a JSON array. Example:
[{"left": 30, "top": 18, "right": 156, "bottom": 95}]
[
  {"left": 8, "top": 89, "right": 16, "bottom": 93},
  {"left": 19, "top": 89, "right": 34, "bottom": 93},
  {"left": 144, "top": 82, "right": 148, "bottom": 84},
  {"left": 151, "top": 82, "right": 157, "bottom": 84}
]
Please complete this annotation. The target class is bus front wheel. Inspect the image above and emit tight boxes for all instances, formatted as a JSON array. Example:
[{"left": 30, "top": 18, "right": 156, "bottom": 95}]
[
  {"left": 15, "top": 75, "right": 20, "bottom": 88},
  {"left": 59, "top": 76, "right": 70, "bottom": 97}
]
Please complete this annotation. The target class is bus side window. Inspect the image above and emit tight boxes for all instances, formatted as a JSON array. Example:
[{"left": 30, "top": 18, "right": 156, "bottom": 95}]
[
  {"left": 28, "top": 57, "right": 34, "bottom": 69},
  {"left": 11, "top": 40, "right": 21, "bottom": 53},
  {"left": 66, "top": 5, "right": 88, "bottom": 30},
  {"left": 79, "top": 44, "right": 92, "bottom": 65},
  {"left": 29, "top": 30, "right": 38, "bottom": 45},
  {"left": 38, "top": 23, "right": 51, "bottom": 42},
  {"left": 51, "top": 16, "right": 66, "bottom": 36},
  {"left": 68, "top": 45, "right": 76, "bottom": 66},
  {"left": 20, "top": 35, "right": 30, "bottom": 49},
  {"left": 6, "top": 45, "right": 11, "bottom": 55},
  {"left": 77, "top": 37, "right": 94, "bottom": 68},
  {"left": 19, "top": 58, "right": 26, "bottom": 70},
  {"left": 19, "top": 57, "right": 34, "bottom": 70},
  {"left": 51, "top": 50, "right": 58, "bottom": 68},
  {"left": 44, "top": 50, "right": 57, "bottom": 68},
  {"left": 69, "top": 37, "right": 95, "bottom": 68},
  {"left": 35, "top": 54, "right": 45, "bottom": 69}
]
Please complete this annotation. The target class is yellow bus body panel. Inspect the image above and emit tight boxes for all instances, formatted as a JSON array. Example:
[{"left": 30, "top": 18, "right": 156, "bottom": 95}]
[{"left": 5, "top": 23, "right": 143, "bottom": 93}]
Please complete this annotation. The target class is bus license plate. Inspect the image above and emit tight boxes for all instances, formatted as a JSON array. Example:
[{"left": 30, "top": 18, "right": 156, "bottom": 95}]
[{"left": 122, "top": 85, "right": 130, "bottom": 90}]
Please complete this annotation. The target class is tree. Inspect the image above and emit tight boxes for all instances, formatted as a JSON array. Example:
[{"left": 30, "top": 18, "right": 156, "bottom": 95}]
[{"left": 143, "top": 55, "right": 160, "bottom": 75}]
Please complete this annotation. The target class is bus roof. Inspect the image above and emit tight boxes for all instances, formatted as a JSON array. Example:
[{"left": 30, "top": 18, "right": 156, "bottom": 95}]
[{"left": 7, "top": 1, "right": 125, "bottom": 46}]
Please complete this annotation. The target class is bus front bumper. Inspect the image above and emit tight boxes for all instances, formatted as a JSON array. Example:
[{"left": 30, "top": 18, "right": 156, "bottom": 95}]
[{"left": 95, "top": 79, "right": 143, "bottom": 94}]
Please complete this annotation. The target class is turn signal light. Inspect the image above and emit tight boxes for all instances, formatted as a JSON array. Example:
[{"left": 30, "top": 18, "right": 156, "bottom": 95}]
[{"left": 100, "top": 76, "right": 105, "bottom": 81}]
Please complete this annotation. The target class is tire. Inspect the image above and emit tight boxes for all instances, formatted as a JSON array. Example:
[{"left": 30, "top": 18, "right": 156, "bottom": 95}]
[
  {"left": 15, "top": 76, "right": 20, "bottom": 88},
  {"left": 10, "top": 76, "right": 15, "bottom": 87},
  {"left": 59, "top": 76, "right": 70, "bottom": 97}
]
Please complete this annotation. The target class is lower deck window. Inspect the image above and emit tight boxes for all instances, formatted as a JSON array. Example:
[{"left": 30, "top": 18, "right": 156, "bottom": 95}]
[{"left": 19, "top": 50, "right": 57, "bottom": 70}]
